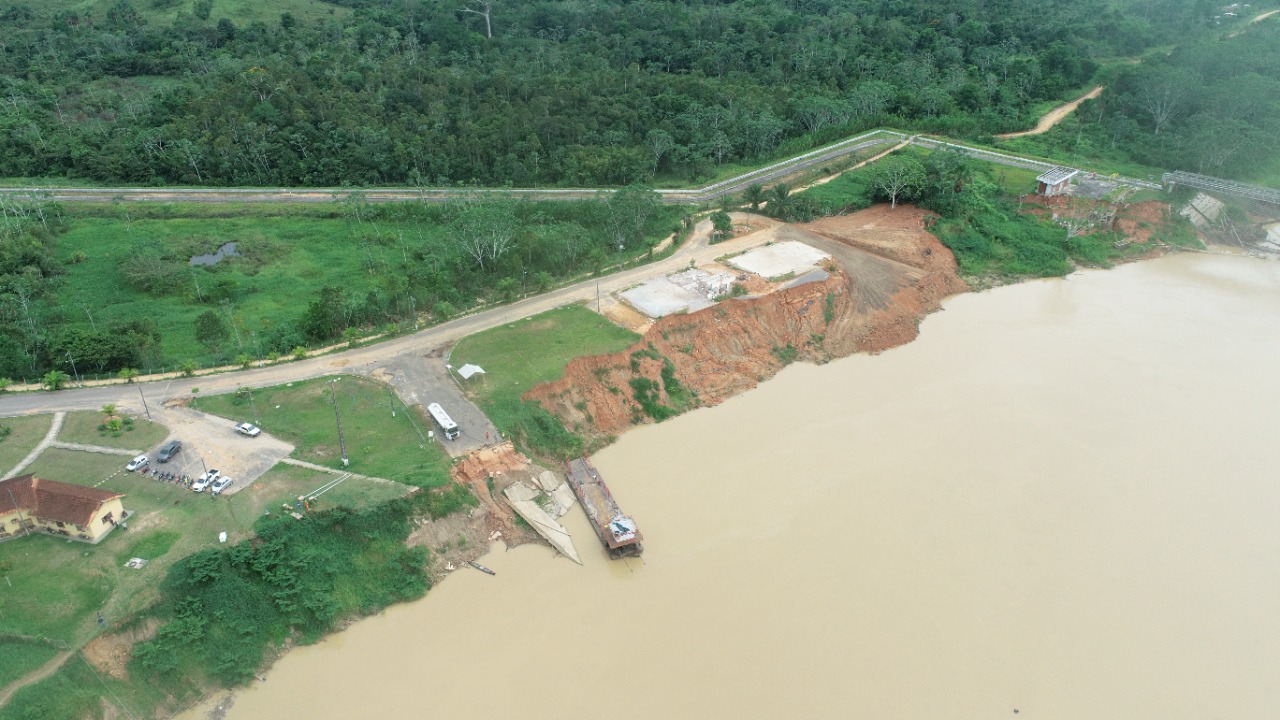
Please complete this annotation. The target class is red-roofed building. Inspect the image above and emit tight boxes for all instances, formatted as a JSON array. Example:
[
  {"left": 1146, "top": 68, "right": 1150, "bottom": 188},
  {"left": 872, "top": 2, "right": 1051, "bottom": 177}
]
[{"left": 0, "top": 474, "right": 128, "bottom": 544}]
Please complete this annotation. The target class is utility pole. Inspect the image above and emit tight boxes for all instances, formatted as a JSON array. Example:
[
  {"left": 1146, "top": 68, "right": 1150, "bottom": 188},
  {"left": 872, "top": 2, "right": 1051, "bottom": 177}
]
[
  {"left": 330, "top": 378, "right": 349, "bottom": 467},
  {"left": 246, "top": 387, "right": 260, "bottom": 426},
  {"left": 65, "top": 351, "right": 81, "bottom": 386},
  {"left": 597, "top": 282, "right": 601, "bottom": 313},
  {"left": 137, "top": 383, "right": 151, "bottom": 421},
  {"left": 6, "top": 488, "right": 31, "bottom": 538}
]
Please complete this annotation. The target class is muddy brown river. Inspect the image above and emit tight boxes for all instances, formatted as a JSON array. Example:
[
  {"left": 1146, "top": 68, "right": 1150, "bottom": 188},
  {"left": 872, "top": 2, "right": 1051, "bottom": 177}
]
[{"left": 184, "top": 253, "right": 1280, "bottom": 720}]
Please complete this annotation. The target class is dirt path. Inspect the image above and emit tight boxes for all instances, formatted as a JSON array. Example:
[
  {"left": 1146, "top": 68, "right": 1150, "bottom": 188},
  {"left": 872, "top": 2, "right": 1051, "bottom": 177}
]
[
  {"left": 47, "top": 441, "right": 139, "bottom": 456},
  {"left": 788, "top": 136, "right": 916, "bottom": 195},
  {"left": 0, "top": 650, "right": 72, "bottom": 707},
  {"left": 3, "top": 410, "right": 64, "bottom": 477},
  {"left": 1252, "top": 8, "right": 1280, "bottom": 23},
  {"left": 995, "top": 85, "right": 1105, "bottom": 140}
]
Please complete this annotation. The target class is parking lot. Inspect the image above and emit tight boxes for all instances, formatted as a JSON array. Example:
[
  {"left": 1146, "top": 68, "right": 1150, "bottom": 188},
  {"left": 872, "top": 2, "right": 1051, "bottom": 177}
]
[{"left": 145, "top": 405, "right": 294, "bottom": 496}]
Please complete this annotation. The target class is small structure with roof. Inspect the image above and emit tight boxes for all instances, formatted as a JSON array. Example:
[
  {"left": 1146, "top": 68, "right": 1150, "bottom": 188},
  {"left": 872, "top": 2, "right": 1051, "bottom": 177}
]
[
  {"left": 1037, "top": 167, "right": 1080, "bottom": 196},
  {"left": 0, "top": 474, "right": 128, "bottom": 544}
]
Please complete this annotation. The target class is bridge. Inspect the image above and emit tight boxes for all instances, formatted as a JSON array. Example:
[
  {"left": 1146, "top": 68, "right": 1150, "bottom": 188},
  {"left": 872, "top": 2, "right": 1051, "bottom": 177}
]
[{"left": 1161, "top": 171, "right": 1280, "bottom": 205}]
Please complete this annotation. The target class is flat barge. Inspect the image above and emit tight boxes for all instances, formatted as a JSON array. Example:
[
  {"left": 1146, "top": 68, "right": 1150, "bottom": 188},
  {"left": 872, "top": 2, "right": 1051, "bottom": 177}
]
[{"left": 565, "top": 457, "right": 643, "bottom": 559}]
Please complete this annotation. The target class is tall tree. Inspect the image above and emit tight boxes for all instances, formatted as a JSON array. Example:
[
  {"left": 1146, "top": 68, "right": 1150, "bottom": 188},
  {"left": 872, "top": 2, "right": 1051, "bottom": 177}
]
[{"left": 870, "top": 156, "right": 926, "bottom": 209}]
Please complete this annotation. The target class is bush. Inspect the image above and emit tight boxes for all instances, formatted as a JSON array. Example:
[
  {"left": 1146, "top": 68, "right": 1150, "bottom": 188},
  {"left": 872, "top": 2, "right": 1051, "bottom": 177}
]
[
  {"left": 179, "top": 359, "right": 197, "bottom": 377},
  {"left": 131, "top": 495, "right": 441, "bottom": 690}
]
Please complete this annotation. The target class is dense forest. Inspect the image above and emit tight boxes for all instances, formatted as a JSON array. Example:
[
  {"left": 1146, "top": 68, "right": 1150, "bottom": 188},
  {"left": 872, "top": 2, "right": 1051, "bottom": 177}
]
[
  {"left": 0, "top": 0, "right": 1222, "bottom": 187},
  {"left": 1009, "top": 20, "right": 1280, "bottom": 182}
]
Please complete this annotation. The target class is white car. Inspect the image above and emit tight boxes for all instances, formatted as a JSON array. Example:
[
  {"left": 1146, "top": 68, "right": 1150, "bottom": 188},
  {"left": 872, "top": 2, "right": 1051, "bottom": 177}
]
[
  {"left": 125, "top": 455, "right": 149, "bottom": 472},
  {"left": 211, "top": 476, "right": 234, "bottom": 496},
  {"left": 235, "top": 422, "right": 261, "bottom": 437},
  {"left": 193, "top": 470, "right": 218, "bottom": 492}
]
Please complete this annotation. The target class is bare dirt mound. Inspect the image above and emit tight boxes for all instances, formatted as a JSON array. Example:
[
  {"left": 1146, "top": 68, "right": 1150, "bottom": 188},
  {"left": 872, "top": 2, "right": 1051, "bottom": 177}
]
[
  {"left": 412, "top": 443, "right": 545, "bottom": 559},
  {"left": 526, "top": 206, "right": 967, "bottom": 439},
  {"left": 81, "top": 619, "right": 161, "bottom": 681}
]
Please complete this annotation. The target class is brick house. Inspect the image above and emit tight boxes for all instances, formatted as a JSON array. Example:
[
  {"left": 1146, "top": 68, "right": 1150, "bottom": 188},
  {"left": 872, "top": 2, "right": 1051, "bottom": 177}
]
[{"left": 0, "top": 474, "right": 127, "bottom": 544}]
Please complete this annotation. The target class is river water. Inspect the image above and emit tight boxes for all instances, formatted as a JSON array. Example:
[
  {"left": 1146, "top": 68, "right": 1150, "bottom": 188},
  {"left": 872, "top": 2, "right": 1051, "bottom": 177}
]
[{"left": 186, "top": 253, "right": 1280, "bottom": 720}]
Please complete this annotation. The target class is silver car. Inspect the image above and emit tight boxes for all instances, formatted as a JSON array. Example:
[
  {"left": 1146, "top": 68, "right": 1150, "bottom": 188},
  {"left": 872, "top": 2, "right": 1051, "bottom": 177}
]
[
  {"left": 211, "top": 476, "right": 234, "bottom": 496},
  {"left": 125, "top": 455, "right": 149, "bottom": 472}
]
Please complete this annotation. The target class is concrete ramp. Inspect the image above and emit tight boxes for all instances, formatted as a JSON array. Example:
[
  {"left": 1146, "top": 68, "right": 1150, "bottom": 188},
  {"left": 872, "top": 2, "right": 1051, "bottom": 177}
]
[{"left": 503, "top": 481, "right": 581, "bottom": 564}]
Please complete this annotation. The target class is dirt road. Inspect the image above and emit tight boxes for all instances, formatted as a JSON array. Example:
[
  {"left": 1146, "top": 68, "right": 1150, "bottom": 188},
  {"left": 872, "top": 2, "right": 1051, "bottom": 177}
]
[{"left": 995, "top": 85, "right": 1105, "bottom": 140}]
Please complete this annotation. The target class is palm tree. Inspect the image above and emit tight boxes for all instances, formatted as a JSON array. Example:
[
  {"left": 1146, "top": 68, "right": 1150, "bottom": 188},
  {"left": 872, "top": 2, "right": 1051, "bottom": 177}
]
[
  {"left": 42, "top": 370, "right": 70, "bottom": 391},
  {"left": 101, "top": 403, "right": 118, "bottom": 418},
  {"left": 117, "top": 367, "right": 139, "bottom": 383},
  {"left": 767, "top": 183, "right": 791, "bottom": 217},
  {"left": 742, "top": 184, "right": 766, "bottom": 211}
]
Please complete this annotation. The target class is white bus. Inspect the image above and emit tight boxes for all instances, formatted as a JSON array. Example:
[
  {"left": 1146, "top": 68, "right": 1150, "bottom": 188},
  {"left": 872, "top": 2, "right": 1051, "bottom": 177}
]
[{"left": 427, "top": 402, "right": 460, "bottom": 440}]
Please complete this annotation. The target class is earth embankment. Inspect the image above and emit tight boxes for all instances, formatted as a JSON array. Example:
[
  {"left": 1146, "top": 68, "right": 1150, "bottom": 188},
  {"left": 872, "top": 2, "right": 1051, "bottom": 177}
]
[{"left": 525, "top": 206, "right": 968, "bottom": 439}]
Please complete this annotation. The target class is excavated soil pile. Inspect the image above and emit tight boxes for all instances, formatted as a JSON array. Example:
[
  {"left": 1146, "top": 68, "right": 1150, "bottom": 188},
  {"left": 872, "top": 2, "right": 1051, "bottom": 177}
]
[
  {"left": 526, "top": 205, "right": 968, "bottom": 439},
  {"left": 432, "top": 441, "right": 545, "bottom": 549}
]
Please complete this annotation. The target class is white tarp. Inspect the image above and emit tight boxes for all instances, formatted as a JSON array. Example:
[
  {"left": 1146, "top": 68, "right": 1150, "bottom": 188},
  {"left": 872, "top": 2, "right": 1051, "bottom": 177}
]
[{"left": 457, "top": 364, "right": 486, "bottom": 379}]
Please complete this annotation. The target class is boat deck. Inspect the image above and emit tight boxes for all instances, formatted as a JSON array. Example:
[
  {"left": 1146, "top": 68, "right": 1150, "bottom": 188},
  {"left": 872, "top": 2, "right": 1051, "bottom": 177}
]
[{"left": 565, "top": 458, "right": 643, "bottom": 558}]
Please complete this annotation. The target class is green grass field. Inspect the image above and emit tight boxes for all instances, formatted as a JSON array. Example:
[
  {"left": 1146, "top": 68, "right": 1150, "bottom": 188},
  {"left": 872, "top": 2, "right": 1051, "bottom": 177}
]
[
  {"left": 54, "top": 213, "right": 399, "bottom": 371},
  {"left": 453, "top": 305, "right": 639, "bottom": 406},
  {"left": 451, "top": 305, "right": 639, "bottom": 456},
  {"left": 56, "top": 411, "right": 169, "bottom": 451},
  {"left": 1, "top": 444, "right": 413, "bottom": 648},
  {"left": 0, "top": 639, "right": 63, "bottom": 691},
  {"left": 0, "top": 414, "right": 53, "bottom": 476},
  {"left": 191, "top": 376, "right": 451, "bottom": 487},
  {"left": 0, "top": 652, "right": 147, "bottom": 720}
]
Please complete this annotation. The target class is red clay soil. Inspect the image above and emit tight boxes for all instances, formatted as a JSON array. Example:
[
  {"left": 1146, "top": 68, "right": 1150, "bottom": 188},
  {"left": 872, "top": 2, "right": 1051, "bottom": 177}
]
[
  {"left": 442, "top": 441, "right": 545, "bottom": 548},
  {"left": 1113, "top": 201, "right": 1168, "bottom": 244},
  {"left": 1025, "top": 195, "right": 1170, "bottom": 245},
  {"left": 525, "top": 205, "right": 968, "bottom": 439}
]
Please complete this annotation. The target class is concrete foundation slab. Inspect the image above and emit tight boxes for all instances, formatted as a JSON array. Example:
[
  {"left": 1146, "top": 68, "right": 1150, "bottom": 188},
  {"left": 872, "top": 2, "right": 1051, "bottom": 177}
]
[
  {"left": 728, "top": 241, "right": 830, "bottom": 278},
  {"left": 621, "top": 277, "right": 714, "bottom": 318}
]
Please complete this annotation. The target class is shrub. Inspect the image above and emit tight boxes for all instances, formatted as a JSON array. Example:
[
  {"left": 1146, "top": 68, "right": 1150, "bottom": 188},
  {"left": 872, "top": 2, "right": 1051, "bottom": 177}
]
[{"left": 179, "top": 359, "right": 197, "bottom": 377}]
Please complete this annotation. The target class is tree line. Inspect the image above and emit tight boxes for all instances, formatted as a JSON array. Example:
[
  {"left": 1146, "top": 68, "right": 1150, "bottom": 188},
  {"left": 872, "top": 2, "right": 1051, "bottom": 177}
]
[
  {"left": 1013, "top": 19, "right": 1280, "bottom": 181},
  {"left": 0, "top": 0, "right": 1206, "bottom": 188}
]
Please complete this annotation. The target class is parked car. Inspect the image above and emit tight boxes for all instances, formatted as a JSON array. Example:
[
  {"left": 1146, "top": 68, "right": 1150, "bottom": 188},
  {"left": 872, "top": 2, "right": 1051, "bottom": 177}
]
[
  {"left": 125, "top": 455, "right": 149, "bottom": 472},
  {"left": 193, "top": 469, "right": 218, "bottom": 492},
  {"left": 235, "top": 422, "right": 261, "bottom": 437},
  {"left": 210, "top": 476, "right": 234, "bottom": 496},
  {"left": 156, "top": 440, "right": 182, "bottom": 462}
]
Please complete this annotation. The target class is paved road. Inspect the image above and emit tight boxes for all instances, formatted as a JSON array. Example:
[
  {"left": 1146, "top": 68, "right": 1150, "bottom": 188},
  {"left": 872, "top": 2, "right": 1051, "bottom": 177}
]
[
  {"left": 0, "top": 127, "right": 1164, "bottom": 205},
  {"left": 0, "top": 132, "right": 900, "bottom": 205},
  {"left": 0, "top": 215, "right": 785, "bottom": 429}
]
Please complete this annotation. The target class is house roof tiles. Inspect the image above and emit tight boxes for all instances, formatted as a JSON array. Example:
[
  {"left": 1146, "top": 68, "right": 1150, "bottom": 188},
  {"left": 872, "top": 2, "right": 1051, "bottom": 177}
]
[{"left": 0, "top": 474, "right": 124, "bottom": 527}]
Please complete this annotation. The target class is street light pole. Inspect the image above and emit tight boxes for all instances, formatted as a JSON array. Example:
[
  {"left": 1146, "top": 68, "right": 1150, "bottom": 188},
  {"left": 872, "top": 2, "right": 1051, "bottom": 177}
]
[
  {"left": 65, "top": 351, "right": 81, "bottom": 386},
  {"left": 137, "top": 383, "right": 151, "bottom": 421},
  {"left": 330, "top": 378, "right": 349, "bottom": 467}
]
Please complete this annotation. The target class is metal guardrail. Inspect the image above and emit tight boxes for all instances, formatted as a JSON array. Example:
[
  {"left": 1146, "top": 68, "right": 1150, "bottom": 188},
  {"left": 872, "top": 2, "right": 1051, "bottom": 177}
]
[
  {"left": 0, "top": 128, "right": 1170, "bottom": 204},
  {"left": 1162, "top": 171, "right": 1280, "bottom": 204}
]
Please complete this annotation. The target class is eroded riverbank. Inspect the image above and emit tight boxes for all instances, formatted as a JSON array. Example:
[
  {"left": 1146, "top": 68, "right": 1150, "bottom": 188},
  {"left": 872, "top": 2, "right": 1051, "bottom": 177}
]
[{"left": 181, "top": 251, "right": 1280, "bottom": 720}]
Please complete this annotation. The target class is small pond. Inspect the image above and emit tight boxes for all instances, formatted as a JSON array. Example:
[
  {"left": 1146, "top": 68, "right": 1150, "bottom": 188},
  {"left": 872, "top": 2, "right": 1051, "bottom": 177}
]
[{"left": 189, "top": 242, "right": 239, "bottom": 266}]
